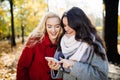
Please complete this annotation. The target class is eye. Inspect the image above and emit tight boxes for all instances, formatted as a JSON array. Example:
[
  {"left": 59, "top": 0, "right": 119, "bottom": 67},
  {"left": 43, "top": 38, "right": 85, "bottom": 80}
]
[
  {"left": 47, "top": 25, "right": 52, "bottom": 28},
  {"left": 55, "top": 25, "right": 60, "bottom": 28},
  {"left": 48, "top": 26, "right": 52, "bottom": 28}
]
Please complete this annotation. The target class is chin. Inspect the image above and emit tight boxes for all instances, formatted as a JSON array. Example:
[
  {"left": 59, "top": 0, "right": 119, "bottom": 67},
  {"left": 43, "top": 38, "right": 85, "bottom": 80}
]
[
  {"left": 51, "top": 37, "right": 57, "bottom": 40},
  {"left": 50, "top": 36, "right": 58, "bottom": 39}
]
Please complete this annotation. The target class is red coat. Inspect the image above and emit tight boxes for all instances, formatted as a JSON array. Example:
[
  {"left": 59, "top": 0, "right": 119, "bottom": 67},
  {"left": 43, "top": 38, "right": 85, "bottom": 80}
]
[{"left": 17, "top": 34, "right": 62, "bottom": 80}]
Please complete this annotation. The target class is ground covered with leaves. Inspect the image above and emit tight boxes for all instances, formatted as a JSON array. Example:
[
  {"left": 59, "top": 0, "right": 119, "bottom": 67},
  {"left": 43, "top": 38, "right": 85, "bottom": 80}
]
[
  {"left": 0, "top": 40, "right": 23, "bottom": 80},
  {"left": 0, "top": 40, "right": 120, "bottom": 80}
]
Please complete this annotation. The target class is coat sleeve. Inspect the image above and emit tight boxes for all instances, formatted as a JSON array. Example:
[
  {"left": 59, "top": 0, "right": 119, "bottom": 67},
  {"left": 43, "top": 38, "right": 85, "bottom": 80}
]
[
  {"left": 16, "top": 47, "right": 34, "bottom": 80},
  {"left": 69, "top": 46, "right": 109, "bottom": 80},
  {"left": 51, "top": 50, "right": 63, "bottom": 79}
]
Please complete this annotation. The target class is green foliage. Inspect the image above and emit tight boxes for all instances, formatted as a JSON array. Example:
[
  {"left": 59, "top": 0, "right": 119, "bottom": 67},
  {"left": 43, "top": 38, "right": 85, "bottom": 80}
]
[{"left": 0, "top": 0, "right": 48, "bottom": 40}]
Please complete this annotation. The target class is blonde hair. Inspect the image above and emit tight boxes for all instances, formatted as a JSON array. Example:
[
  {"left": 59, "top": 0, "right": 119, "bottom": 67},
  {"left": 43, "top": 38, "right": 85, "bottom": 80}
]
[{"left": 25, "top": 12, "right": 62, "bottom": 47}]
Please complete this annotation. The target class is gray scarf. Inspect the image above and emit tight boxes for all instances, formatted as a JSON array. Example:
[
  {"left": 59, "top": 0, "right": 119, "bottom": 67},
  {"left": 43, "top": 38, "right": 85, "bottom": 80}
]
[{"left": 61, "top": 35, "right": 89, "bottom": 61}]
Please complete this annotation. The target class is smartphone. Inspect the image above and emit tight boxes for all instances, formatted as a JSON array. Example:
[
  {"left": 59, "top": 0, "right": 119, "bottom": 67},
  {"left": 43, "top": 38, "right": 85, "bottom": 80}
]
[{"left": 45, "top": 57, "right": 59, "bottom": 62}]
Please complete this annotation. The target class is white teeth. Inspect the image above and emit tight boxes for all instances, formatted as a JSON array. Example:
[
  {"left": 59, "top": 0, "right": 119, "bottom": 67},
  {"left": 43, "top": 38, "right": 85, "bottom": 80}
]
[{"left": 51, "top": 34, "right": 55, "bottom": 36}]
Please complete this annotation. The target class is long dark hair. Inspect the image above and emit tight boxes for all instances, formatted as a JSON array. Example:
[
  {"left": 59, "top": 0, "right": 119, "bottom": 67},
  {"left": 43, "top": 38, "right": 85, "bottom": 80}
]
[{"left": 58, "top": 7, "right": 106, "bottom": 60}]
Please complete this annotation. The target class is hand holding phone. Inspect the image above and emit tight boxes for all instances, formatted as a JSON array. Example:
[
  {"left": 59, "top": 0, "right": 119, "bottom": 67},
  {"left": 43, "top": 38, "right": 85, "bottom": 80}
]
[
  {"left": 45, "top": 57, "right": 59, "bottom": 62},
  {"left": 45, "top": 57, "right": 60, "bottom": 70}
]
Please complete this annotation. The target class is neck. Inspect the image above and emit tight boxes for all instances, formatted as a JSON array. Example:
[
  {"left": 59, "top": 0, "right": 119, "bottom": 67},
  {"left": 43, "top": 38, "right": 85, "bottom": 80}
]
[{"left": 50, "top": 39, "right": 56, "bottom": 44}]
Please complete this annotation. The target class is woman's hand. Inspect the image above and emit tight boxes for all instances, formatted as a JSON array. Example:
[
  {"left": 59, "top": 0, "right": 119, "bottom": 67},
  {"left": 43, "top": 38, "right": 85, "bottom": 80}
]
[
  {"left": 45, "top": 57, "right": 60, "bottom": 70},
  {"left": 59, "top": 57, "right": 75, "bottom": 69}
]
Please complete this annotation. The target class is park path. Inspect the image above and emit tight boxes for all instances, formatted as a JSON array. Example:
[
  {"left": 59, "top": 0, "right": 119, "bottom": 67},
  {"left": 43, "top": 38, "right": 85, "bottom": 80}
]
[
  {"left": 0, "top": 40, "right": 120, "bottom": 80},
  {"left": 109, "top": 63, "right": 120, "bottom": 80}
]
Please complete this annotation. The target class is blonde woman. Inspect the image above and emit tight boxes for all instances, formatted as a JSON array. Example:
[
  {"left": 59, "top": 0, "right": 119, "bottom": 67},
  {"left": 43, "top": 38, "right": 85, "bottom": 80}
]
[{"left": 17, "top": 12, "right": 63, "bottom": 80}]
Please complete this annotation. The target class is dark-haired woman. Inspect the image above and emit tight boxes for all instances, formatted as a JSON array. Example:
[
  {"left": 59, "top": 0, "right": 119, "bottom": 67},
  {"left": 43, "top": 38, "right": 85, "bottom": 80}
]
[{"left": 46, "top": 7, "right": 108, "bottom": 80}]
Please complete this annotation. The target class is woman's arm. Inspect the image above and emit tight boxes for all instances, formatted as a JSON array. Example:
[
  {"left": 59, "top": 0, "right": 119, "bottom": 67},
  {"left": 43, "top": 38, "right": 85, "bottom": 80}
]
[
  {"left": 46, "top": 50, "right": 64, "bottom": 79},
  {"left": 16, "top": 47, "right": 34, "bottom": 80},
  {"left": 69, "top": 47, "right": 108, "bottom": 80}
]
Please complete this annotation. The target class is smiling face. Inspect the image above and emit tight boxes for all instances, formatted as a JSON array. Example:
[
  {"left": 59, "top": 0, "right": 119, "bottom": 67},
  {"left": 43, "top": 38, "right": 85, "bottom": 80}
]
[
  {"left": 46, "top": 17, "right": 61, "bottom": 44},
  {"left": 62, "top": 17, "right": 76, "bottom": 36}
]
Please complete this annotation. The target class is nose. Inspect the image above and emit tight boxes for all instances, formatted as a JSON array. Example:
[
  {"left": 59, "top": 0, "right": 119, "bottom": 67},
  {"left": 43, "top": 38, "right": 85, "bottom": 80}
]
[{"left": 51, "top": 27, "right": 56, "bottom": 32}]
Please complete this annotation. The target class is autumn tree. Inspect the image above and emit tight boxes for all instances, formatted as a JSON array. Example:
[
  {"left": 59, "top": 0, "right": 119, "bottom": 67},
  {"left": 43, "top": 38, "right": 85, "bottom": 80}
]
[
  {"left": 9, "top": 0, "right": 16, "bottom": 46},
  {"left": 0, "top": 0, "right": 47, "bottom": 44}
]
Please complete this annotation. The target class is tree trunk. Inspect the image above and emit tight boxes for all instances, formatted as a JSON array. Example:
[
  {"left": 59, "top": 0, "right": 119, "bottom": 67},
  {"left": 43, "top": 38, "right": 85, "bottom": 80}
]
[
  {"left": 104, "top": 0, "right": 120, "bottom": 64},
  {"left": 10, "top": 0, "right": 16, "bottom": 47},
  {"left": 21, "top": 25, "right": 24, "bottom": 44}
]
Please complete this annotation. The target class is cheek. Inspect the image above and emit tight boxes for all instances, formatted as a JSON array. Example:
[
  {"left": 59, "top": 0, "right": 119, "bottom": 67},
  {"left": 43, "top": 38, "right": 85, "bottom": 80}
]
[
  {"left": 46, "top": 27, "right": 51, "bottom": 33},
  {"left": 46, "top": 30, "right": 52, "bottom": 37},
  {"left": 56, "top": 28, "right": 61, "bottom": 33}
]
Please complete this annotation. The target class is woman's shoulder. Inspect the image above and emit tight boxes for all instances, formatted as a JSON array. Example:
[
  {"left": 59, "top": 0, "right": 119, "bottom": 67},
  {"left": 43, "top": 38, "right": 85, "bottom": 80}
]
[
  {"left": 94, "top": 40, "right": 106, "bottom": 54},
  {"left": 81, "top": 41, "right": 91, "bottom": 50},
  {"left": 25, "top": 36, "right": 42, "bottom": 48}
]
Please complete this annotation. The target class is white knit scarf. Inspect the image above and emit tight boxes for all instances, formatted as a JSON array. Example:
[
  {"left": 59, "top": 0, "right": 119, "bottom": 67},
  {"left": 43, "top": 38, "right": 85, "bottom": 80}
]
[{"left": 61, "top": 35, "right": 89, "bottom": 61}]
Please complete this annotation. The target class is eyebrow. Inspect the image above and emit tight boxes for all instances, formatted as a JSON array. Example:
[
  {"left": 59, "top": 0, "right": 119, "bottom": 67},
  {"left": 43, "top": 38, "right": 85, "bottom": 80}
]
[{"left": 46, "top": 24, "right": 60, "bottom": 26}]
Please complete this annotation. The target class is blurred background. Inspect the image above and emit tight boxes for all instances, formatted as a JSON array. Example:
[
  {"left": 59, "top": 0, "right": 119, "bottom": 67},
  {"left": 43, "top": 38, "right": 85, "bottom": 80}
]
[{"left": 0, "top": 0, "right": 120, "bottom": 80}]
